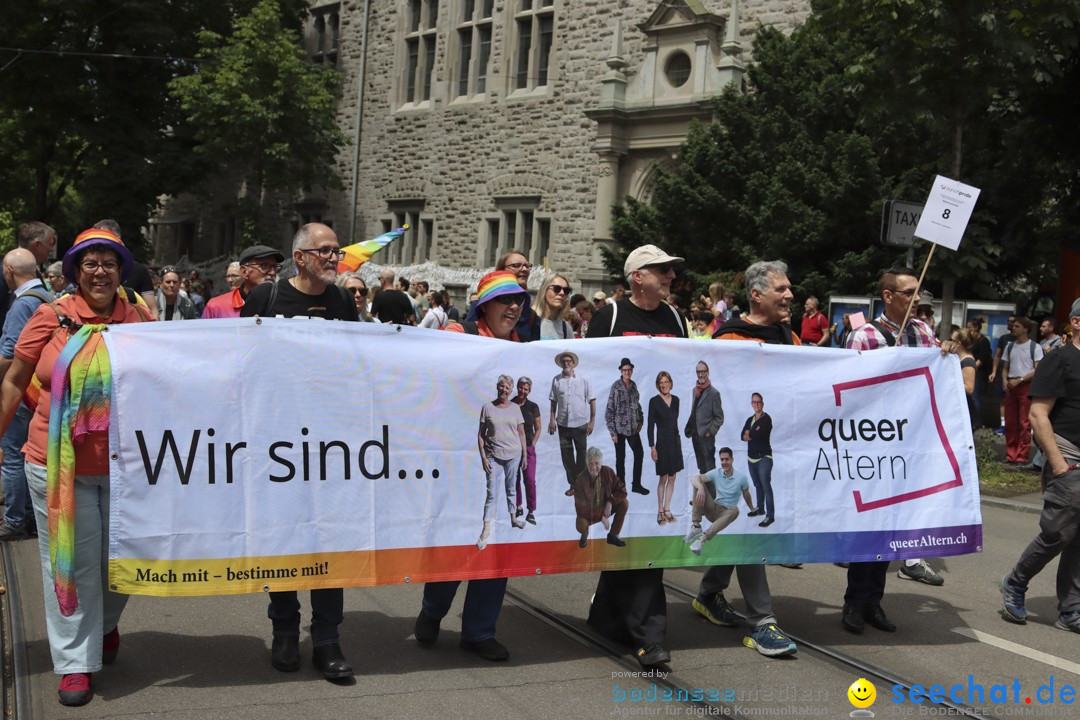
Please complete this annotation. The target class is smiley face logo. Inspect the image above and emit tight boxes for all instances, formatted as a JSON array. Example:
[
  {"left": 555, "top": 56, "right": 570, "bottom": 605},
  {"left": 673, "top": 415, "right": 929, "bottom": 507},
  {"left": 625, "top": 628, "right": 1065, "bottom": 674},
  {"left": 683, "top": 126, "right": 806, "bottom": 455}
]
[{"left": 848, "top": 678, "right": 876, "bottom": 709}]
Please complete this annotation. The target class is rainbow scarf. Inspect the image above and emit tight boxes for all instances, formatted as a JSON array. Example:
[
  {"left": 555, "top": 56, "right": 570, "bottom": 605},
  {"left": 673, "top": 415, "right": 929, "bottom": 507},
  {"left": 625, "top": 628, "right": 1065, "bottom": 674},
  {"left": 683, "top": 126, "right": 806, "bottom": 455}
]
[{"left": 46, "top": 324, "right": 111, "bottom": 617}]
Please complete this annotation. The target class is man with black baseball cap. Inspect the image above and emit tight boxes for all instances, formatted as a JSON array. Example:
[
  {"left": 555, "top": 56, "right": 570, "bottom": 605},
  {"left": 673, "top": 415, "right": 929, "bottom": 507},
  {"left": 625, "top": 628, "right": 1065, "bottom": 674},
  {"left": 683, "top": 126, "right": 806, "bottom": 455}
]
[{"left": 202, "top": 245, "right": 285, "bottom": 319}]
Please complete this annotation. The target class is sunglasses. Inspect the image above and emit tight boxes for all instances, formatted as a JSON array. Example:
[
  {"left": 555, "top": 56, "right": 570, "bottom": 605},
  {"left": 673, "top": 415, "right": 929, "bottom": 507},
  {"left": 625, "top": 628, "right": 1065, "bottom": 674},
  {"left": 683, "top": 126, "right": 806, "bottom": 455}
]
[
  {"left": 644, "top": 263, "right": 675, "bottom": 274},
  {"left": 548, "top": 284, "right": 572, "bottom": 295},
  {"left": 348, "top": 287, "right": 369, "bottom": 296},
  {"left": 493, "top": 293, "right": 528, "bottom": 306}
]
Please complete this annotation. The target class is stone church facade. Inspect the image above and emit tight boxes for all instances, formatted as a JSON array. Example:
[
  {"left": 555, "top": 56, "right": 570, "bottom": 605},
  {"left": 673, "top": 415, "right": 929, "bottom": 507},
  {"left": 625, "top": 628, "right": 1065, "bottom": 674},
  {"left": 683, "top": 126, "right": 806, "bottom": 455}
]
[{"left": 150, "top": 0, "right": 810, "bottom": 296}]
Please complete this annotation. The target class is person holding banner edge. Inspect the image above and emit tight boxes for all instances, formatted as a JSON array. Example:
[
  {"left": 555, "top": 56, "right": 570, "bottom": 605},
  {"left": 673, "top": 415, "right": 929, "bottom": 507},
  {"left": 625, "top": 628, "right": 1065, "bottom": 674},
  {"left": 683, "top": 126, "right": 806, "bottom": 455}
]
[
  {"left": 0, "top": 227, "right": 153, "bottom": 706},
  {"left": 843, "top": 267, "right": 955, "bottom": 634},
  {"left": 413, "top": 270, "right": 531, "bottom": 662},
  {"left": 586, "top": 244, "right": 688, "bottom": 669},
  {"left": 242, "top": 223, "right": 359, "bottom": 682}
]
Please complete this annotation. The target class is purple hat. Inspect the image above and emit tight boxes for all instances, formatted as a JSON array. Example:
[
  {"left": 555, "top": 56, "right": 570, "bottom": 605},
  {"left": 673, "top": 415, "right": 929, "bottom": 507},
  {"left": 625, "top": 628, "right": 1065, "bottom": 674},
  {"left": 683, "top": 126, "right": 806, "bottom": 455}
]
[{"left": 62, "top": 228, "right": 134, "bottom": 283}]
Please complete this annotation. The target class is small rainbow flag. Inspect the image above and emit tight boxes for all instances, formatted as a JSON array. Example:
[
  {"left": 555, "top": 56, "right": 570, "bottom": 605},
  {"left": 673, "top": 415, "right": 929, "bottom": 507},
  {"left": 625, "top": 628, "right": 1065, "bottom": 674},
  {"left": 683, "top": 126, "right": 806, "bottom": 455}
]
[{"left": 337, "top": 226, "right": 407, "bottom": 273}]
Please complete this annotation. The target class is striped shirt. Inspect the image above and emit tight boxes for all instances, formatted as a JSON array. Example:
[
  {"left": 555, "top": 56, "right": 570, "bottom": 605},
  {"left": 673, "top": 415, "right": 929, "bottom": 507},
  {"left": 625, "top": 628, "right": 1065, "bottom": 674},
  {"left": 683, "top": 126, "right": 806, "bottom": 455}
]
[{"left": 846, "top": 314, "right": 939, "bottom": 351}]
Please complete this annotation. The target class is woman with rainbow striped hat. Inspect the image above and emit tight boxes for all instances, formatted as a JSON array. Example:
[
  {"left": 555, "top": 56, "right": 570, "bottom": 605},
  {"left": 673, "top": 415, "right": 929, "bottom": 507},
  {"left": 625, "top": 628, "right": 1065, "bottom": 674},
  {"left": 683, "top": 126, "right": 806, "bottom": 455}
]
[
  {"left": 412, "top": 270, "right": 530, "bottom": 663},
  {"left": 0, "top": 227, "right": 152, "bottom": 706}
]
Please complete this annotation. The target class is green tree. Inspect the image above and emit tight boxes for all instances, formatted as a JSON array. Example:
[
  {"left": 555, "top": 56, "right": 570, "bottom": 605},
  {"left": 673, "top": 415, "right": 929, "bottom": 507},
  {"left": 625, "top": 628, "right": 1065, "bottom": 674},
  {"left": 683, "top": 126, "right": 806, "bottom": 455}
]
[
  {"left": 0, "top": 0, "right": 242, "bottom": 252},
  {"left": 169, "top": 0, "right": 348, "bottom": 246},
  {"left": 611, "top": 0, "right": 1080, "bottom": 310}
]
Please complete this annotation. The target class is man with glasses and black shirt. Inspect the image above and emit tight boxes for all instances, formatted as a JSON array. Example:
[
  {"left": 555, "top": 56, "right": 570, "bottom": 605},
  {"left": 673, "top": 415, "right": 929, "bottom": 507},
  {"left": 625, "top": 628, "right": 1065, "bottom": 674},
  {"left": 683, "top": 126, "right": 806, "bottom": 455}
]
[
  {"left": 586, "top": 244, "right": 687, "bottom": 669},
  {"left": 241, "top": 223, "right": 358, "bottom": 682},
  {"left": 202, "top": 245, "right": 284, "bottom": 319},
  {"left": 842, "top": 267, "right": 955, "bottom": 633}
]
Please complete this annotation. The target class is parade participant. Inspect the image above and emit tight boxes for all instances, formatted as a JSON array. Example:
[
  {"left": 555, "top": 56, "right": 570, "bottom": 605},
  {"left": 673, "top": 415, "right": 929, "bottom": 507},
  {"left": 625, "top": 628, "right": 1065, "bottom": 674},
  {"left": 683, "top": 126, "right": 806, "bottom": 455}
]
[
  {"left": 201, "top": 245, "right": 284, "bottom": 319},
  {"left": 465, "top": 251, "right": 537, "bottom": 340},
  {"left": 536, "top": 274, "right": 575, "bottom": 340},
  {"left": 371, "top": 267, "right": 416, "bottom": 324},
  {"left": 694, "top": 260, "right": 798, "bottom": 657},
  {"left": 154, "top": 267, "right": 197, "bottom": 321},
  {"left": 844, "top": 267, "right": 953, "bottom": 630},
  {"left": 414, "top": 270, "right": 528, "bottom": 662},
  {"left": 684, "top": 447, "right": 754, "bottom": 557},
  {"left": 799, "top": 296, "right": 830, "bottom": 346},
  {"left": 1001, "top": 317, "right": 1043, "bottom": 464},
  {"left": 242, "top": 224, "right": 358, "bottom": 681},
  {"left": 573, "top": 447, "right": 628, "bottom": 548},
  {"left": 1040, "top": 317, "right": 1063, "bottom": 353},
  {"left": 418, "top": 287, "right": 450, "bottom": 329},
  {"left": 336, "top": 272, "right": 375, "bottom": 321},
  {"left": 0, "top": 228, "right": 152, "bottom": 706},
  {"left": 0, "top": 222, "right": 56, "bottom": 330},
  {"left": 606, "top": 357, "right": 647, "bottom": 496},
  {"left": 1001, "top": 298, "right": 1080, "bottom": 632},
  {"left": 0, "top": 249, "right": 52, "bottom": 541},
  {"left": 46, "top": 261, "right": 70, "bottom": 295},
  {"left": 224, "top": 261, "right": 243, "bottom": 290},
  {"left": 587, "top": 244, "right": 687, "bottom": 669}
]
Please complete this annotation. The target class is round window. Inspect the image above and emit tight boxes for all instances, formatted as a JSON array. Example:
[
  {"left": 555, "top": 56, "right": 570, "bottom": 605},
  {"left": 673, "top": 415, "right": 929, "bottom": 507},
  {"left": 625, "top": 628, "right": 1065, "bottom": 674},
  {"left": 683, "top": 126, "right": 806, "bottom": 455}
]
[{"left": 664, "top": 52, "right": 691, "bottom": 88}]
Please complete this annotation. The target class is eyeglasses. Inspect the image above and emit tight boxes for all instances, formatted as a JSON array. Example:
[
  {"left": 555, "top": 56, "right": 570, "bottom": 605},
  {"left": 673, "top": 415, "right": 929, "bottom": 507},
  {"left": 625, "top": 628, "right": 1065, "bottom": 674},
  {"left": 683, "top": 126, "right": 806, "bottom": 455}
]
[
  {"left": 493, "top": 293, "right": 528, "bottom": 306},
  {"left": 244, "top": 262, "right": 281, "bottom": 273},
  {"left": 348, "top": 287, "right": 369, "bottom": 296},
  {"left": 644, "top": 263, "right": 674, "bottom": 274},
  {"left": 548, "top": 284, "right": 572, "bottom": 295},
  {"left": 300, "top": 246, "right": 346, "bottom": 260},
  {"left": 80, "top": 260, "right": 120, "bottom": 273},
  {"left": 889, "top": 288, "right": 917, "bottom": 297},
  {"left": 506, "top": 261, "right": 532, "bottom": 272}
]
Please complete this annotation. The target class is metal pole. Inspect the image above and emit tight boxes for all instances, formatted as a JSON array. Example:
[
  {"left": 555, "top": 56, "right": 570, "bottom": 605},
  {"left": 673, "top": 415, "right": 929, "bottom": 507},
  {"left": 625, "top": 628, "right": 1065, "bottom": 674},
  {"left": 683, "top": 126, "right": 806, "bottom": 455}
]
[{"left": 347, "top": 0, "right": 373, "bottom": 244}]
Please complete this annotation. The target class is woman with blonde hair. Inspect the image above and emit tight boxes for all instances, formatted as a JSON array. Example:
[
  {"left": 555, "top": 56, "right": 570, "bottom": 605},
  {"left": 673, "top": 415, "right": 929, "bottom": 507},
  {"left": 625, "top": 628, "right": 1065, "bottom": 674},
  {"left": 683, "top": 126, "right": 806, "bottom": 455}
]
[{"left": 535, "top": 274, "right": 574, "bottom": 340}]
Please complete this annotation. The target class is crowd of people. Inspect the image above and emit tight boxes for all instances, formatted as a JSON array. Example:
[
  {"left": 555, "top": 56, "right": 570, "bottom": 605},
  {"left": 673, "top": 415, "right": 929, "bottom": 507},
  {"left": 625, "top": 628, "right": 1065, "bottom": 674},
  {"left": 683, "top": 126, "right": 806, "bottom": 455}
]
[{"left": 0, "top": 219, "right": 1075, "bottom": 709}]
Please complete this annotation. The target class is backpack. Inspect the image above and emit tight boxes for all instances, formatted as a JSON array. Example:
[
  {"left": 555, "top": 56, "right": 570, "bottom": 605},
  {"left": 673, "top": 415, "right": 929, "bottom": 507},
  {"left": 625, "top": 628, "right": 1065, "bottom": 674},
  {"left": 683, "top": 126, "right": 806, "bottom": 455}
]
[{"left": 1004, "top": 339, "right": 1037, "bottom": 367}]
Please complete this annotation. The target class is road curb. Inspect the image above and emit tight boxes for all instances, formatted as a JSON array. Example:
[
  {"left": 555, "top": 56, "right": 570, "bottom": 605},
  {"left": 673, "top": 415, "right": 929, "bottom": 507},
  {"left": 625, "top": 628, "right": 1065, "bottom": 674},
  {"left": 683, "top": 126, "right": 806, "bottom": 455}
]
[{"left": 981, "top": 496, "right": 1041, "bottom": 515}]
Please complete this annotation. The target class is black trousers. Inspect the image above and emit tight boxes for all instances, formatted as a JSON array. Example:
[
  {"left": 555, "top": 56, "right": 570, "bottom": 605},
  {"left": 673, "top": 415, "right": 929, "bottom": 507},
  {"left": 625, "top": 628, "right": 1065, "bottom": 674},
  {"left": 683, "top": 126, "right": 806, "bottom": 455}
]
[
  {"left": 844, "top": 561, "right": 889, "bottom": 606},
  {"left": 588, "top": 568, "right": 667, "bottom": 648},
  {"left": 615, "top": 432, "right": 644, "bottom": 488}
]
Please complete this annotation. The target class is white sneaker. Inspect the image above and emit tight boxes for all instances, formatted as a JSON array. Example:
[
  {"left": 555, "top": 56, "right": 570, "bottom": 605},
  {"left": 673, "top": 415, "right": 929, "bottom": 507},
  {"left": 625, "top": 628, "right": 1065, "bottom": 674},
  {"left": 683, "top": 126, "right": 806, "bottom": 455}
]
[
  {"left": 690, "top": 537, "right": 705, "bottom": 556},
  {"left": 684, "top": 525, "right": 703, "bottom": 543},
  {"left": 512, "top": 517, "right": 526, "bottom": 529}
]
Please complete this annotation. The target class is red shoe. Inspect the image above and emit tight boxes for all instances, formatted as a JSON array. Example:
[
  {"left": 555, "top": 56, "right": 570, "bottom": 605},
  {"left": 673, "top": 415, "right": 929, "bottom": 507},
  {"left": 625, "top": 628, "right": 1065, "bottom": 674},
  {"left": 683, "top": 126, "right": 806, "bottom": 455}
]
[
  {"left": 103, "top": 626, "right": 120, "bottom": 664},
  {"left": 58, "top": 673, "right": 93, "bottom": 706}
]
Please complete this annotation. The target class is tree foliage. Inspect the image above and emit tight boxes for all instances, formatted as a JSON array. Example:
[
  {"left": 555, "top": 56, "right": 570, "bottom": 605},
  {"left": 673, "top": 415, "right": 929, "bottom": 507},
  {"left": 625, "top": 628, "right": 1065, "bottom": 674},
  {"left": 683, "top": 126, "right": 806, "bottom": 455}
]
[
  {"left": 611, "top": 0, "right": 1080, "bottom": 305},
  {"left": 0, "top": 0, "right": 339, "bottom": 254},
  {"left": 169, "top": 0, "right": 347, "bottom": 244}
]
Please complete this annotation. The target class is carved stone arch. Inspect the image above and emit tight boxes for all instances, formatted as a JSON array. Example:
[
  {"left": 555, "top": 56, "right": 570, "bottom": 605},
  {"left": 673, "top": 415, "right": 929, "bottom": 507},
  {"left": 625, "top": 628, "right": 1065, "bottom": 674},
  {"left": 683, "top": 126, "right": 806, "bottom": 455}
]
[
  {"left": 485, "top": 172, "right": 559, "bottom": 199},
  {"left": 384, "top": 177, "right": 432, "bottom": 201},
  {"left": 630, "top": 157, "right": 677, "bottom": 205}
]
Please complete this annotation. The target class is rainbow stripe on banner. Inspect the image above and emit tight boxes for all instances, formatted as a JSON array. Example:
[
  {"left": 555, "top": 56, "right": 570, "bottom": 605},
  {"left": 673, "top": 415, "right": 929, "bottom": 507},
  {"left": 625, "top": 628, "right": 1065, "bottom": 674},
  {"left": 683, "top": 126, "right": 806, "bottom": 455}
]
[{"left": 108, "top": 524, "right": 981, "bottom": 596}]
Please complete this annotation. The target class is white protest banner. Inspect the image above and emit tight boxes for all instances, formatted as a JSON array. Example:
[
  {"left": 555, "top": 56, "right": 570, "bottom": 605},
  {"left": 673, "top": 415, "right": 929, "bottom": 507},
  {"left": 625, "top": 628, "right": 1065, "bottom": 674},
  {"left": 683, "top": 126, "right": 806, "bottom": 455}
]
[
  {"left": 913, "top": 175, "right": 982, "bottom": 251},
  {"left": 104, "top": 320, "right": 982, "bottom": 596}
]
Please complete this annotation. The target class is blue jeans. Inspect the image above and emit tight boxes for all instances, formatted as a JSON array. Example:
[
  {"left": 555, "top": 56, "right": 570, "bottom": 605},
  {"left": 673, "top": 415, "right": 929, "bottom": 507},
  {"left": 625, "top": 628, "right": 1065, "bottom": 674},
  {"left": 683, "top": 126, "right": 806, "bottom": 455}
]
[
  {"left": 748, "top": 456, "right": 774, "bottom": 520},
  {"left": 26, "top": 462, "right": 128, "bottom": 673},
  {"left": 422, "top": 578, "right": 508, "bottom": 642},
  {"left": 2, "top": 403, "right": 33, "bottom": 526}
]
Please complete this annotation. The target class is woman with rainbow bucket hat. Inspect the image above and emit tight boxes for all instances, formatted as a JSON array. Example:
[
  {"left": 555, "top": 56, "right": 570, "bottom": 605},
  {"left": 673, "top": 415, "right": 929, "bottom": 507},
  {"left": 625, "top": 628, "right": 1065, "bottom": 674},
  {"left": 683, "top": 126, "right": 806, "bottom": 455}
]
[{"left": 0, "top": 227, "right": 152, "bottom": 706}]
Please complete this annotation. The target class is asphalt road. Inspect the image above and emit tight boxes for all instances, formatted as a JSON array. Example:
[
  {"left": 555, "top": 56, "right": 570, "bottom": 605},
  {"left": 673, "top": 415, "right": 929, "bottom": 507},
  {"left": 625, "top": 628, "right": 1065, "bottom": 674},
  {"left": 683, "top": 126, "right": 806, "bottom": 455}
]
[{"left": 7, "top": 492, "right": 1078, "bottom": 720}]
